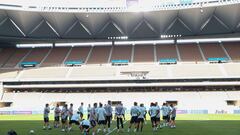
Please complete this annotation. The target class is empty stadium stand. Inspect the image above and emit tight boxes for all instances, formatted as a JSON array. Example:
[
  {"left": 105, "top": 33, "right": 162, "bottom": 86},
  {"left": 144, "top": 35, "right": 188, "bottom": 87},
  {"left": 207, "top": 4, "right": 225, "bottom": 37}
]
[
  {"left": 3, "top": 48, "right": 30, "bottom": 68},
  {"left": 200, "top": 43, "right": 227, "bottom": 59},
  {"left": 134, "top": 45, "right": 154, "bottom": 62},
  {"left": 22, "top": 48, "right": 50, "bottom": 64},
  {"left": 1, "top": 91, "right": 240, "bottom": 113},
  {"left": 41, "top": 47, "right": 70, "bottom": 67},
  {"left": 87, "top": 46, "right": 111, "bottom": 64},
  {"left": 178, "top": 44, "right": 203, "bottom": 61},
  {"left": 65, "top": 46, "right": 91, "bottom": 63},
  {"left": 111, "top": 45, "right": 132, "bottom": 62},
  {"left": 223, "top": 42, "right": 240, "bottom": 61},
  {"left": 156, "top": 44, "right": 178, "bottom": 61},
  {"left": 0, "top": 48, "right": 16, "bottom": 67}
]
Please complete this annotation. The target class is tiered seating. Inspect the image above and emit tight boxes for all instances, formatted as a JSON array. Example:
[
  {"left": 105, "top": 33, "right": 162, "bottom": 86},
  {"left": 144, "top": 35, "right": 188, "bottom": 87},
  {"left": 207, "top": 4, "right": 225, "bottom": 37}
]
[
  {"left": 134, "top": 45, "right": 154, "bottom": 62},
  {"left": 178, "top": 44, "right": 203, "bottom": 61},
  {"left": 223, "top": 42, "right": 240, "bottom": 61},
  {"left": 200, "top": 43, "right": 227, "bottom": 59},
  {"left": 120, "top": 65, "right": 168, "bottom": 78},
  {"left": 3, "top": 48, "right": 30, "bottom": 68},
  {"left": 20, "top": 67, "right": 68, "bottom": 78},
  {"left": 65, "top": 46, "right": 91, "bottom": 63},
  {"left": 111, "top": 45, "right": 132, "bottom": 62},
  {"left": 171, "top": 64, "right": 223, "bottom": 78},
  {"left": 0, "top": 69, "right": 19, "bottom": 80},
  {"left": 0, "top": 48, "right": 16, "bottom": 67},
  {"left": 41, "top": 47, "right": 70, "bottom": 67},
  {"left": 156, "top": 44, "right": 178, "bottom": 60},
  {"left": 22, "top": 48, "right": 50, "bottom": 63},
  {"left": 70, "top": 66, "right": 116, "bottom": 78},
  {"left": 2, "top": 91, "right": 237, "bottom": 113},
  {"left": 223, "top": 63, "right": 240, "bottom": 77},
  {"left": 87, "top": 46, "right": 111, "bottom": 64}
]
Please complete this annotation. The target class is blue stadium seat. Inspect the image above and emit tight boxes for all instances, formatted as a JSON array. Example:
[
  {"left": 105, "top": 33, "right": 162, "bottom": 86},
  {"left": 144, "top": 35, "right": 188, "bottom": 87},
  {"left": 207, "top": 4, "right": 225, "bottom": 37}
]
[
  {"left": 111, "top": 59, "right": 129, "bottom": 66},
  {"left": 64, "top": 60, "right": 83, "bottom": 66},
  {"left": 20, "top": 61, "right": 39, "bottom": 68},
  {"left": 207, "top": 57, "right": 228, "bottom": 63},
  {"left": 159, "top": 58, "right": 177, "bottom": 64}
]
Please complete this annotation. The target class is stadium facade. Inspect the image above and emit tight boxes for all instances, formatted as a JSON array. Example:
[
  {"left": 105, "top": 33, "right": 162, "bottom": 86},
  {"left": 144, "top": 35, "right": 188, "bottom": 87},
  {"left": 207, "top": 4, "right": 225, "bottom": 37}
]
[{"left": 0, "top": 0, "right": 240, "bottom": 115}]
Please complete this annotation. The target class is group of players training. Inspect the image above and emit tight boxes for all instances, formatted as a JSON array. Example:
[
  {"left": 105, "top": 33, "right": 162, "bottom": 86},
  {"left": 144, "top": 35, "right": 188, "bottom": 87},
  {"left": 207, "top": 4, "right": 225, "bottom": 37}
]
[{"left": 43, "top": 101, "right": 176, "bottom": 134}]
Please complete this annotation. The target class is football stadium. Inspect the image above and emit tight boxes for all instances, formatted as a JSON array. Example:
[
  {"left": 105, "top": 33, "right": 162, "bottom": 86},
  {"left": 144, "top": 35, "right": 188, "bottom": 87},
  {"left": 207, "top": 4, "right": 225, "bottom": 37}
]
[{"left": 0, "top": 0, "right": 240, "bottom": 134}]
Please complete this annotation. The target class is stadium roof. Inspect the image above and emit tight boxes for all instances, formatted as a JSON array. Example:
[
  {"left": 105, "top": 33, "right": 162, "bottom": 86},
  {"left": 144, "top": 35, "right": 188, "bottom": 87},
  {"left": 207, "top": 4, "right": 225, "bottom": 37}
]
[{"left": 0, "top": 3, "right": 239, "bottom": 42}]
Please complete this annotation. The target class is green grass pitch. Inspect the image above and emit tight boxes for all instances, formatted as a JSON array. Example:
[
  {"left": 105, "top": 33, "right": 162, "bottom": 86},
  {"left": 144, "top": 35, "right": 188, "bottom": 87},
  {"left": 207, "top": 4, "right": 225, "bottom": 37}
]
[{"left": 0, "top": 114, "right": 240, "bottom": 135}]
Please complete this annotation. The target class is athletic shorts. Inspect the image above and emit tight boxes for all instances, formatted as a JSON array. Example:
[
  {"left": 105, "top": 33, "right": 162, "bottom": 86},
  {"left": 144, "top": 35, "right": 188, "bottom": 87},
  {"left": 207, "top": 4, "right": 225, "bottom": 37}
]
[
  {"left": 167, "top": 115, "right": 171, "bottom": 122},
  {"left": 54, "top": 116, "right": 60, "bottom": 122},
  {"left": 98, "top": 120, "right": 106, "bottom": 125},
  {"left": 82, "top": 125, "right": 90, "bottom": 132},
  {"left": 151, "top": 116, "right": 157, "bottom": 123},
  {"left": 61, "top": 116, "right": 68, "bottom": 123},
  {"left": 69, "top": 115, "right": 72, "bottom": 121},
  {"left": 137, "top": 118, "right": 144, "bottom": 123},
  {"left": 130, "top": 116, "right": 138, "bottom": 124},
  {"left": 156, "top": 117, "right": 160, "bottom": 122},
  {"left": 80, "top": 112, "right": 83, "bottom": 118},
  {"left": 82, "top": 125, "right": 90, "bottom": 129},
  {"left": 69, "top": 120, "right": 80, "bottom": 125},
  {"left": 90, "top": 120, "right": 97, "bottom": 127},
  {"left": 171, "top": 117, "right": 176, "bottom": 121},
  {"left": 163, "top": 116, "right": 168, "bottom": 120},
  {"left": 44, "top": 117, "right": 49, "bottom": 123}
]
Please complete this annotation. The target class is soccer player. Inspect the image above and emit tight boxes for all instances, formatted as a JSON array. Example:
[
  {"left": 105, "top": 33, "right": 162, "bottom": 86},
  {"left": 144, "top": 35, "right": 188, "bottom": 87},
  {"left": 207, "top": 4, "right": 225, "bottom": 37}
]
[
  {"left": 161, "top": 103, "right": 168, "bottom": 127},
  {"left": 137, "top": 103, "right": 147, "bottom": 132},
  {"left": 97, "top": 103, "right": 107, "bottom": 133},
  {"left": 143, "top": 104, "right": 147, "bottom": 124},
  {"left": 104, "top": 100, "right": 113, "bottom": 133},
  {"left": 149, "top": 103, "right": 159, "bottom": 131},
  {"left": 87, "top": 104, "right": 91, "bottom": 119},
  {"left": 123, "top": 105, "right": 127, "bottom": 121},
  {"left": 79, "top": 119, "right": 91, "bottom": 134},
  {"left": 155, "top": 102, "right": 161, "bottom": 129},
  {"left": 43, "top": 103, "right": 51, "bottom": 130},
  {"left": 78, "top": 102, "right": 84, "bottom": 120},
  {"left": 68, "top": 103, "right": 74, "bottom": 120},
  {"left": 54, "top": 104, "right": 61, "bottom": 128},
  {"left": 170, "top": 104, "right": 176, "bottom": 128},
  {"left": 89, "top": 103, "right": 98, "bottom": 135},
  {"left": 68, "top": 111, "right": 80, "bottom": 131},
  {"left": 128, "top": 102, "right": 140, "bottom": 132},
  {"left": 166, "top": 103, "right": 172, "bottom": 125},
  {"left": 61, "top": 104, "right": 68, "bottom": 132},
  {"left": 115, "top": 103, "right": 124, "bottom": 132}
]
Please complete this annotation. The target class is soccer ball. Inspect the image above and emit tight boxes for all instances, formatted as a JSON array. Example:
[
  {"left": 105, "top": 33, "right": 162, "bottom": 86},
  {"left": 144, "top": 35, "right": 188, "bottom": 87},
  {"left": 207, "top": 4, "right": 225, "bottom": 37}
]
[{"left": 29, "top": 130, "right": 35, "bottom": 134}]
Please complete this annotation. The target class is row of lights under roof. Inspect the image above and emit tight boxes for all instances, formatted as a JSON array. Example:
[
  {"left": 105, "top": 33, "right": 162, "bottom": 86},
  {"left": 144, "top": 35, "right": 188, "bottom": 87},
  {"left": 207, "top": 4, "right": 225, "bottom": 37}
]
[
  {"left": 16, "top": 37, "right": 240, "bottom": 48},
  {"left": 161, "top": 35, "right": 182, "bottom": 38},
  {"left": 107, "top": 36, "right": 128, "bottom": 40}
]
